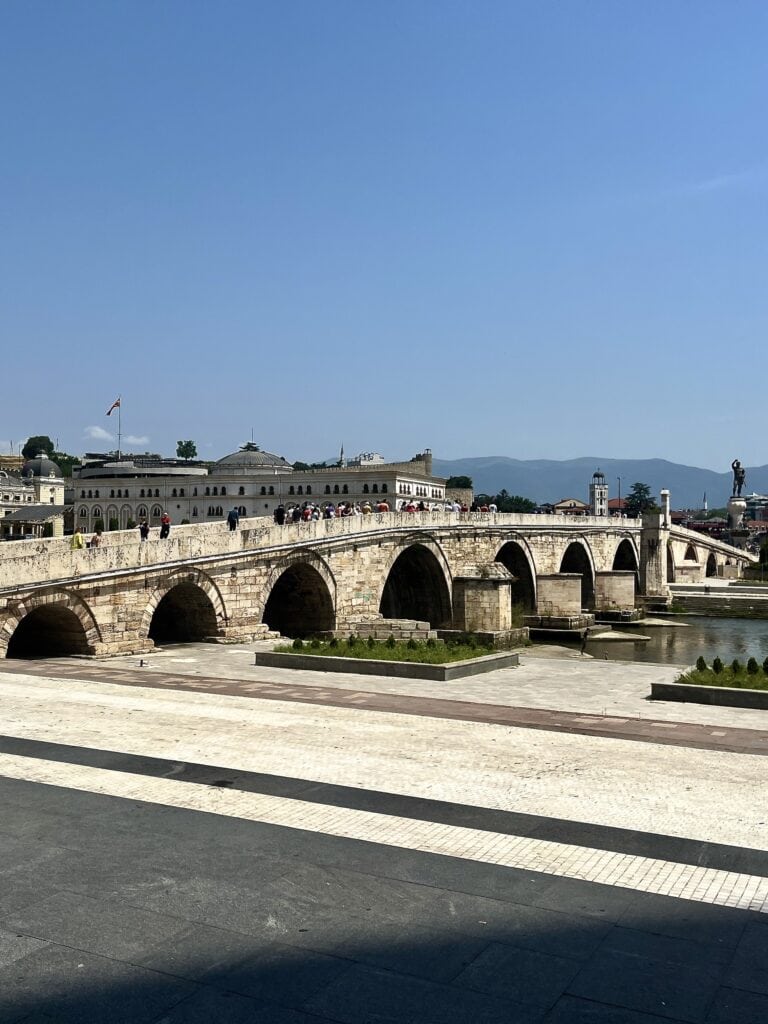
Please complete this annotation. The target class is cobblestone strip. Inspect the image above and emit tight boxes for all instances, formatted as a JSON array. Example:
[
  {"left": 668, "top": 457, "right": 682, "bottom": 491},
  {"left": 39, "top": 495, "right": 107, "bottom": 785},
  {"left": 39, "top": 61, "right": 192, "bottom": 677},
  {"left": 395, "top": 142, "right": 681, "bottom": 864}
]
[{"left": 2, "top": 752, "right": 767, "bottom": 915}]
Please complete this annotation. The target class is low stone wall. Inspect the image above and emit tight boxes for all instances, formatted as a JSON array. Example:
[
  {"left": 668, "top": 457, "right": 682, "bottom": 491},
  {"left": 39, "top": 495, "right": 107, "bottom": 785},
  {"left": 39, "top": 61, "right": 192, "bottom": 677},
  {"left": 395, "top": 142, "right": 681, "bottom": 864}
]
[
  {"left": 253, "top": 650, "right": 519, "bottom": 681},
  {"left": 670, "top": 594, "right": 768, "bottom": 619},
  {"left": 651, "top": 680, "right": 768, "bottom": 709}
]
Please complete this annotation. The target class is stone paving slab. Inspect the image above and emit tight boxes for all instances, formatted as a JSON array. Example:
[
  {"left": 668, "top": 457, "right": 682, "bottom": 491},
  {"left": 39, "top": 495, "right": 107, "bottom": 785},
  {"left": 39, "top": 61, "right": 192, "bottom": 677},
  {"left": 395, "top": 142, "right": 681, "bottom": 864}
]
[
  {"left": 4, "top": 659, "right": 768, "bottom": 757},
  {"left": 1, "top": 657, "right": 768, "bottom": 1023},
  {"left": 0, "top": 774, "right": 767, "bottom": 1024},
  {"left": 8, "top": 637, "right": 768, "bottom": 732}
]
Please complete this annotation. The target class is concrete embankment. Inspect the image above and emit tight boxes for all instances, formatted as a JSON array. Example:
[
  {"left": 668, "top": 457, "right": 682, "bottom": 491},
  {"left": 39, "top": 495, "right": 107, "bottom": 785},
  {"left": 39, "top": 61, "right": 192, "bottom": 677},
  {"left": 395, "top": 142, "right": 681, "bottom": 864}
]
[{"left": 669, "top": 584, "right": 768, "bottom": 619}]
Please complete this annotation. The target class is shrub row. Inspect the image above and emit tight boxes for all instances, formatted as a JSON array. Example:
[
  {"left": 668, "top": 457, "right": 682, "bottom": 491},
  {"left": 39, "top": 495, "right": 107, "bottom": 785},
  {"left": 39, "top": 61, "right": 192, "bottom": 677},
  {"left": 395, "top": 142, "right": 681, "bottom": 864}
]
[{"left": 695, "top": 655, "right": 768, "bottom": 675}]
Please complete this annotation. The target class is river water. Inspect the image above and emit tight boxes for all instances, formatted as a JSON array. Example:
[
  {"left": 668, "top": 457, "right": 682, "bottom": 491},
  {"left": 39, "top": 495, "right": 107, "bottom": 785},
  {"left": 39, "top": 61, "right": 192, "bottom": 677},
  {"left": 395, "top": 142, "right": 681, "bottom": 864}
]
[{"left": 575, "top": 616, "right": 768, "bottom": 666}]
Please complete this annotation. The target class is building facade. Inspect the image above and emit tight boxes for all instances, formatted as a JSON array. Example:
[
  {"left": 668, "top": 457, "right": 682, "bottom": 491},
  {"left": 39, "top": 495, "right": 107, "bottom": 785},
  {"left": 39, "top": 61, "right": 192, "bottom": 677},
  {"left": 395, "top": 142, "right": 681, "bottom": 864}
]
[
  {"left": 1, "top": 455, "right": 67, "bottom": 539},
  {"left": 72, "top": 445, "right": 445, "bottom": 532}
]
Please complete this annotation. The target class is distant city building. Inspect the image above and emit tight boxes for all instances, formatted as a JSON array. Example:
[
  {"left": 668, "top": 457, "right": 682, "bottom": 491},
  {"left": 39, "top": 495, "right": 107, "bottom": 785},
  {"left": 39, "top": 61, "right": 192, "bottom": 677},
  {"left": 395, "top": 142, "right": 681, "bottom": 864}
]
[
  {"left": 347, "top": 451, "right": 385, "bottom": 467},
  {"left": 1, "top": 454, "right": 67, "bottom": 539},
  {"left": 72, "top": 444, "right": 444, "bottom": 531},
  {"left": 589, "top": 470, "right": 608, "bottom": 516},
  {"left": 745, "top": 493, "right": 768, "bottom": 521},
  {"left": 553, "top": 497, "right": 590, "bottom": 516}
]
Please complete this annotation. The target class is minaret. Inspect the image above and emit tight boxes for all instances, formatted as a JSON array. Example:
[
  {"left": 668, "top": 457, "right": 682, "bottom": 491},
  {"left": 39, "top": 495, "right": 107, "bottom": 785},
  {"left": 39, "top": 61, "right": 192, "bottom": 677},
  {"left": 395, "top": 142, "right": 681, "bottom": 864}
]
[{"left": 589, "top": 469, "right": 608, "bottom": 516}]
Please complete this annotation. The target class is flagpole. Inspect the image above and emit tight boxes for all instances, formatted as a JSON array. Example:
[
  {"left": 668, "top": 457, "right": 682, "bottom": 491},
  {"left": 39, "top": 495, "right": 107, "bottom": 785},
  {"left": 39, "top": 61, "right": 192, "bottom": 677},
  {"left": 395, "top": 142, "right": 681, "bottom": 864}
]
[{"left": 117, "top": 396, "right": 122, "bottom": 460}]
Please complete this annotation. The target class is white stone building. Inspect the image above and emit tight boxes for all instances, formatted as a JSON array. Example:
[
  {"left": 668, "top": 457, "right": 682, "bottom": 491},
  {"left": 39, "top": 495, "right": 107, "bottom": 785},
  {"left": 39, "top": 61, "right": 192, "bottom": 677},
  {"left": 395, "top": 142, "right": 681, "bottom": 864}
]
[
  {"left": 72, "top": 445, "right": 445, "bottom": 532},
  {"left": 1, "top": 455, "right": 67, "bottom": 539}
]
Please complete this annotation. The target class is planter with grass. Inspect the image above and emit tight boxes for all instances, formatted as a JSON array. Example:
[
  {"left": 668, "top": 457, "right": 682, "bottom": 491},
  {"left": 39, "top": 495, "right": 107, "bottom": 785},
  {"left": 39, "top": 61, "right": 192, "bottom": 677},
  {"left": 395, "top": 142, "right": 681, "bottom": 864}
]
[
  {"left": 253, "top": 634, "right": 521, "bottom": 681},
  {"left": 651, "top": 654, "right": 768, "bottom": 708}
]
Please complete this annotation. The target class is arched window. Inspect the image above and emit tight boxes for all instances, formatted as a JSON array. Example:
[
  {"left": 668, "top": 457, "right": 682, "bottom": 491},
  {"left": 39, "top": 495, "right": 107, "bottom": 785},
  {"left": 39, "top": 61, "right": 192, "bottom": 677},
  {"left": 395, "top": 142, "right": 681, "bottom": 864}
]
[
  {"left": 297, "top": 485, "right": 303, "bottom": 495},
  {"left": 212, "top": 487, "right": 218, "bottom": 496},
  {"left": 151, "top": 504, "right": 162, "bottom": 518},
  {"left": 238, "top": 486, "right": 245, "bottom": 496},
  {"left": 334, "top": 484, "right": 339, "bottom": 494},
  {"left": 79, "top": 506, "right": 88, "bottom": 518},
  {"left": 220, "top": 486, "right": 226, "bottom": 496},
  {"left": 155, "top": 489, "right": 160, "bottom": 497},
  {"left": 342, "top": 484, "right": 348, "bottom": 494},
  {"left": 238, "top": 506, "right": 246, "bottom": 516},
  {"left": 192, "top": 507, "right": 198, "bottom": 517},
  {"left": 325, "top": 485, "right": 331, "bottom": 494},
  {"left": 207, "top": 506, "right": 214, "bottom": 516},
  {"left": 382, "top": 483, "right": 388, "bottom": 493},
  {"left": 268, "top": 486, "right": 274, "bottom": 495},
  {"left": 140, "top": 489, "right": 145, "bottom": 498},
  {"left": 216, "top": 505, "right": 223, "bottom": 516},
  {"left": 179, "top": 488, "right": 184, "bottom": 497},
  {"left": 94, "top": 490, "right": 99, "bottom": 499},
  {"left": 306, "top": 485, "right": 312, "bottom": 495},
  {"left": 80, "top": 490, "right": 85, "bottom": 499},
  {"left": 172, "top": 489, "right": 177, "bottom": 497},
  {"left": 110, "top": 490, "right": 115, "bottom": 498},
  {"left": 93, "top": 506, "right": 102, "bottom": 519},
  {"left": 205, "top": 487, "right": 210, "bottom": 496},
  {"left": 193, "top": 487, "right": 198, "bottom": 496},
  {"left": 289, "top": 486, "right": 295, "bottom": 495},
  {"left": 87, "top": 490, "right": 92, "bottom": 499},
  {"left": 260, "top": 486, "right": 266, "bottom": 495},
  {"left": 372, "top": 484, "right": 378, "bottom": 493},
  {"left": 363, "top": 484, "right": 369, "bottom": 494},
  {"left": 137, "top": 506, "right": 148, "bottom": 519}
]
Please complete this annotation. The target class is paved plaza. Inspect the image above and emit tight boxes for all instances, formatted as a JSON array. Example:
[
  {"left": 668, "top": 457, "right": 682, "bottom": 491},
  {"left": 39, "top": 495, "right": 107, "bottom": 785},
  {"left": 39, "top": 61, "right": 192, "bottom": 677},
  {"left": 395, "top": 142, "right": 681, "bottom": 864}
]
[{"left": 0, "top": 646, "right": 767, "bottom": 1022}]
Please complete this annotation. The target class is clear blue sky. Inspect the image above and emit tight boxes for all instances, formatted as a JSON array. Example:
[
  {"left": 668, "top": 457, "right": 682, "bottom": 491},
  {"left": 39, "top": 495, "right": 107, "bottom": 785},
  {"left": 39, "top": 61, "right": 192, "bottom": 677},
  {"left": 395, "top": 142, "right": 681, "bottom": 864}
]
[{"left": 1, "top": 1, "right": 766, "bottom": 469}]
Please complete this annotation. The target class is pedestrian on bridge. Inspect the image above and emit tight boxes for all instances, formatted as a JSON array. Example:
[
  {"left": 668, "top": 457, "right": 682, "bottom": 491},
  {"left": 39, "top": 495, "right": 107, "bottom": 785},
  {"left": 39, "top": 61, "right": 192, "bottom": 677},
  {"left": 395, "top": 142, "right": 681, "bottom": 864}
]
[
  {"left": 159, "top": 512, "right": 171, "bottom": 539},
  {"left": 227, "top": 507, "right": 240, "bottom": 531}
]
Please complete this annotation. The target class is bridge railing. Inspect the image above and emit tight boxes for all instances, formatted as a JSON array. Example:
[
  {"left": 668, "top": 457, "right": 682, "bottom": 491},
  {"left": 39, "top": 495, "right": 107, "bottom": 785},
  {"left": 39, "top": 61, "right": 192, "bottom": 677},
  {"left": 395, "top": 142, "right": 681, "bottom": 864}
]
[{"left": 0, "top": 509, "right": 639, "bottom": 593}]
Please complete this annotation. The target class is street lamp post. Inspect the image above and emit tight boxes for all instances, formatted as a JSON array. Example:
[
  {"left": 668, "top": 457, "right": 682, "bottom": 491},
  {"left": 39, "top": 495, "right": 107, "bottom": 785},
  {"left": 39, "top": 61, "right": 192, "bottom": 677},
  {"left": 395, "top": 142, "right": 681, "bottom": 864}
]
[{"left": 617, "top": 477, "right": 622, "bottom": 517}]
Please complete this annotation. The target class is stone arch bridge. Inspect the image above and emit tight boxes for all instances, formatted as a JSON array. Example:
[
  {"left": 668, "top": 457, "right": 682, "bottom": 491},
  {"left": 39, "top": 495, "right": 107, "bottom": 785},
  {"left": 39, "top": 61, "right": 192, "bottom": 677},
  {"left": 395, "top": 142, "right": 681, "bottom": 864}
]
[{"left": 0, "top": 511, "right": 754, "bottom": 658}]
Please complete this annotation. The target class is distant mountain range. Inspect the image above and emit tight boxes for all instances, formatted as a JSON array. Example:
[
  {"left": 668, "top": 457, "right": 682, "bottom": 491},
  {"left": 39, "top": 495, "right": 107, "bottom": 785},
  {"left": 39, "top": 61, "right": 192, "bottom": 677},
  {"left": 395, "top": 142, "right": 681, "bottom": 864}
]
[{"left": 432, "top": 456, "right": 768, "bottom": 509}]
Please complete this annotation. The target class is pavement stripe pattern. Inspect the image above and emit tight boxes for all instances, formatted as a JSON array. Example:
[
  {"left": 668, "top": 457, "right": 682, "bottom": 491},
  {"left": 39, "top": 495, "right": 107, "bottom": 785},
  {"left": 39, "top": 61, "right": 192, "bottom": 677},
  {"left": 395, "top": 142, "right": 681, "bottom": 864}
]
[{"left": 1, "top": 750, "right": 767, "bottom": 917}]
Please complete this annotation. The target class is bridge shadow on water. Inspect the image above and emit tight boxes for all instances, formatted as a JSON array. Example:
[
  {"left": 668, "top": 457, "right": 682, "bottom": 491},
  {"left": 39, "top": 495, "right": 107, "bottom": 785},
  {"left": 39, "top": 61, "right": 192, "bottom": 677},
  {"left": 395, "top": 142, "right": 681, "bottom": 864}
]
[{"left": 0, "top": 775, "right": 766, "bottom": 1024}]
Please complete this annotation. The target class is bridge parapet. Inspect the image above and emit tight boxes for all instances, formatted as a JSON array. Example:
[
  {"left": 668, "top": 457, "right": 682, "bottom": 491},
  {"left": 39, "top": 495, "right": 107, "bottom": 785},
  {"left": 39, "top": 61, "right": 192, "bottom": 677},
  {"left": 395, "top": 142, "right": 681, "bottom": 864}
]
[
  {"left": 668, "top": 524, "right": 757, "bottom": 563},
  {"left": 0, "top": 510, "right": 643, "bottom": 595}
]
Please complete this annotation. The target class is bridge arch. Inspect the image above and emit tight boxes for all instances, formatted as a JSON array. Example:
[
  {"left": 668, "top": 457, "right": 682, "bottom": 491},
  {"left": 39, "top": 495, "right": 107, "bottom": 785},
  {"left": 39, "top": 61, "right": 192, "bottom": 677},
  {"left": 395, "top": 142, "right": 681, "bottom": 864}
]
[
  {"left": 378, "top": 537, "right": 452, "bottom": 627},
  {"left": 494, "top": 538, "right": 537, "bottom": 611},
  {"left": 143, "top": 570, "right": 227, "bottom": 645},
  {"left": 684, "top": 543, "right": 698, "bottom": 562},
  {"left": 612, "top": 537, "right": 640, "bottom": 593},
  {"left": 262, "top": 553, "right": 336, "bottom": 638},
  {"left": 706, "top": 552, "right": 718, "bottom": 578},
  {"left": 559, "top": 540, "right": 595, "bottom": 609},
  {"left": 1, "top": 590, "right": 101, "bottom": 659}
]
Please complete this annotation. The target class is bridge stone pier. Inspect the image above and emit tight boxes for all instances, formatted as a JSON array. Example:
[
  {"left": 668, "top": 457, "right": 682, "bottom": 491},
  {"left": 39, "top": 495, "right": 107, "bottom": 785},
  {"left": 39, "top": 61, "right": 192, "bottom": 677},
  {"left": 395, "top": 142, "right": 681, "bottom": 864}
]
[{"left": 0, "top": 511, "right": 755, "bottom": 659}]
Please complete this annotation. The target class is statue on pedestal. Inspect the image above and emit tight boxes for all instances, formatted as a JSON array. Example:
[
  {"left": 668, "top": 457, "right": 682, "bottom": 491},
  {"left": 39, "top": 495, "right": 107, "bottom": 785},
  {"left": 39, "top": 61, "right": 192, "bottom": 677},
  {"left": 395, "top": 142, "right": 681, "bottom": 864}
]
[{"left": 731, "top": 459, "right": 746, "bottom": 498}]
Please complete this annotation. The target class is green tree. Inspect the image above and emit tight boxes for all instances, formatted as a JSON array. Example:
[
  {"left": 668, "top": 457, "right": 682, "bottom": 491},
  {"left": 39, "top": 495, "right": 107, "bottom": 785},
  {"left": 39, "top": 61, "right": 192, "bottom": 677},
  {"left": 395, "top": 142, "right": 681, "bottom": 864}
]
[
  {"left": 496, "top": 491, "right": 537, "bottom": 513},
  {"left": 446, "top": 475, "right": 472, "bottom": 488},
  {"left": 624, "top": 482, "right": 659, "bottom": 517},
  {"left": 475, "top": 490, "right": 537, "bottom": 512},
  {"left": 176, "top": 440, "right": 198, "bottom": 461},
  {"left": 22, "top": 435, "right": 55, "bottom": 459}
]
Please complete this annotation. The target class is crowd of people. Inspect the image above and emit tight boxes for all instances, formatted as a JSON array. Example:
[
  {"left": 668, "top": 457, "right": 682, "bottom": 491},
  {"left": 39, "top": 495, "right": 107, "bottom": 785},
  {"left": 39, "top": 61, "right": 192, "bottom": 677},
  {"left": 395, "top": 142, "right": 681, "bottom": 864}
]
[{"left": 273, "top": 498, "right": 472, "bottom": 524}]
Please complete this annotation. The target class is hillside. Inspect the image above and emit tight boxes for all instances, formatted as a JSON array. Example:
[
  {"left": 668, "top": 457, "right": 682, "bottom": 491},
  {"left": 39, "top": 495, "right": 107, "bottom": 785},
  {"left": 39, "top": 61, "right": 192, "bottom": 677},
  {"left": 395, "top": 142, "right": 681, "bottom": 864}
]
[{"left": 432, "top": 456, "right": 768, "bottom": 508}]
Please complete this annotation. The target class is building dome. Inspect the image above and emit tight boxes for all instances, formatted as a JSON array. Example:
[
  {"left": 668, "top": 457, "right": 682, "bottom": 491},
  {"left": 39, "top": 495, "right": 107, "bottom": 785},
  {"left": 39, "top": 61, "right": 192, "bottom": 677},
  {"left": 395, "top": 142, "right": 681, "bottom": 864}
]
[
  {"left": 211, "top": 443, "right": 291, "bottom": 475},
  {"left": 22, "top": 453, "right": 62, "bottom": 479},
  {"left": 592, "top": 469, "right": 605, "bottom": 483}
]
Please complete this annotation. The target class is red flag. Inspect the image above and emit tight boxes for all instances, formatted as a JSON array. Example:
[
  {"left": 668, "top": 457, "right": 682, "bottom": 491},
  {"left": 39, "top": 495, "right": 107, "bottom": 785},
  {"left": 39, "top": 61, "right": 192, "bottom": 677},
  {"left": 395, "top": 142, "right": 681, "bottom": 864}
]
[{"left": 106, "top": 398, "right": 121, "bottom": 416}]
